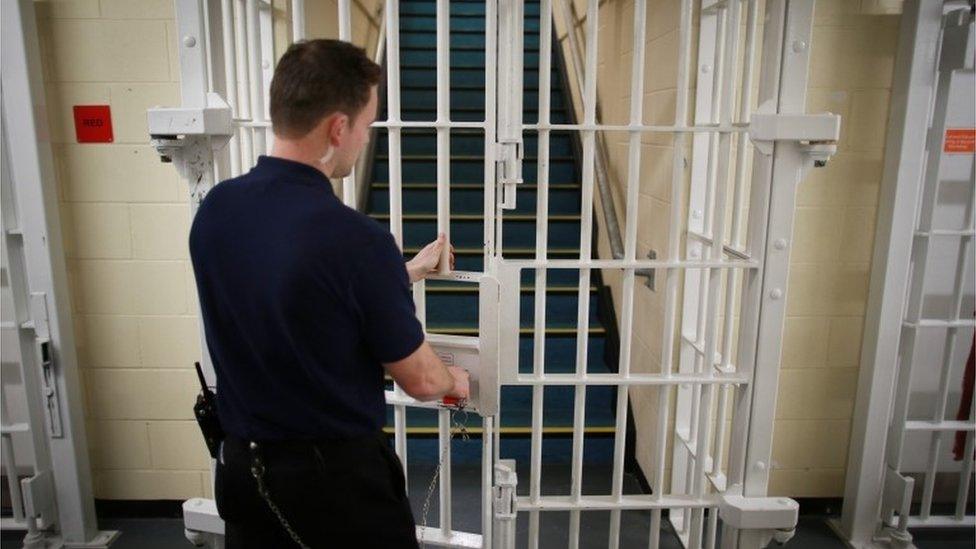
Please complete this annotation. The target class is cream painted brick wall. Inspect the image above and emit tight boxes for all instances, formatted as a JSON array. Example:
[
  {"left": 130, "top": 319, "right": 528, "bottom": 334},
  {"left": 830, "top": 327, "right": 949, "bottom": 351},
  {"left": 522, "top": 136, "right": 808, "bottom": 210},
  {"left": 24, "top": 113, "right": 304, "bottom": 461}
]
[
  {"left": 36, "top": 0, "right": 208, "bottom": 500},
  {"left": 35, "top": 0, "right": 390, "bottom": 501}
]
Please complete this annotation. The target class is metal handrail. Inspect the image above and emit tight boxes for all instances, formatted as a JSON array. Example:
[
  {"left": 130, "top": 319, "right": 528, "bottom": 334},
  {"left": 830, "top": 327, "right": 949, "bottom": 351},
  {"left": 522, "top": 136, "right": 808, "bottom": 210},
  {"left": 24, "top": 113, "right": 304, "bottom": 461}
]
[{"left": 553, "top": 0, "right": 654, "bottom": 283}]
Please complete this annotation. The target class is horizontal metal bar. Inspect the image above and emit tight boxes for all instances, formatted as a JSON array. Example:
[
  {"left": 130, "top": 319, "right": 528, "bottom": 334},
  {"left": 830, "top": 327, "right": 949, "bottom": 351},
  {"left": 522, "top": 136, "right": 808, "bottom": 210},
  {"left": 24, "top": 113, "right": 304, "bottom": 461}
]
[
  {"left": 904, "top": 420, "right": 976, "bottom": 432},
  {"left": 415, "top": 526, "right": 483, "bottom": 548},
  {"left": 903, "top": 319, "right": 976, "bottom": 328},
  {"left": 915, "top": 229, "right": 975, "bottom": 237},
  {"left": 0, "top": 423, "right": 30, "bottom": 434},
  {"left": 385, "top": 390, "right": 453, "bottom": 410},
  {"left": 373, "top": 120, "right": 487, "bottom": 129},
  {"left": 510, "top": 373, "right": 748, "bottom": 386},
  {"left": 234, "top": 119, "right": 489, "bottom": 130},
  {"left": 522, "top": 123, "right": 748, "bottom": 133},
  {"left": 0, "top": 517, "right": 29, "bottom": 531},
  {"left": 502, "top": 259, "right": 758, "bottom": 270},
  {"left": 899, "top": 515, "right": 976, "bottom": 529},
  {"left": 686, "top": 230, "right": 752, "bottom": 260},
  {"left": 515, "top": 494, "right": 715, "bottom": 511}
]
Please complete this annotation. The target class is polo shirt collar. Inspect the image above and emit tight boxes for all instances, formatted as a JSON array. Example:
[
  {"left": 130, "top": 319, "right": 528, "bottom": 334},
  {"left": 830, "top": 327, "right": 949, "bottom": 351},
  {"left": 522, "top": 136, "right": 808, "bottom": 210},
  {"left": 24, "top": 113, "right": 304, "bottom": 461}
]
[{"left": 253, "top": 155, "right": 334, "bottom": 193}]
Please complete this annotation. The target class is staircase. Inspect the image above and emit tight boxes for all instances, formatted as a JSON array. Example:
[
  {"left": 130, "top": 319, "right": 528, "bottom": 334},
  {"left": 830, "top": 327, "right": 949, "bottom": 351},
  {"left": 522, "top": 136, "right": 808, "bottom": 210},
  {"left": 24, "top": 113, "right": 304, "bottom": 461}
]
[{"left": 371, "top": 0, "right": 617, "bottom": 465}]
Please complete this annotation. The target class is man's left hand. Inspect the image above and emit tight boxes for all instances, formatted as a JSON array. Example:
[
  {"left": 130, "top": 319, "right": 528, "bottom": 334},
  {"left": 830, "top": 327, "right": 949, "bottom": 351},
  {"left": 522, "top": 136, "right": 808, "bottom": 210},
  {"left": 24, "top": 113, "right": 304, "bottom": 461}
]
[{"left": 406, "top": 233, "right": 455, "bottom": 283}]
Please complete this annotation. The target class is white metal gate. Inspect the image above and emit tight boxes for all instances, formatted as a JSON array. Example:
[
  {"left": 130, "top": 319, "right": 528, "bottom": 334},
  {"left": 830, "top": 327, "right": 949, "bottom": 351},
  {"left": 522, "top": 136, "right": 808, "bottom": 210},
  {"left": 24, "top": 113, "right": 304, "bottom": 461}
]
[
  {"left": 151, "top": 1, "right": 839, "bottom": 547},
  {"left": 838, "top": 3, "right": 974, "bottom": 547}
]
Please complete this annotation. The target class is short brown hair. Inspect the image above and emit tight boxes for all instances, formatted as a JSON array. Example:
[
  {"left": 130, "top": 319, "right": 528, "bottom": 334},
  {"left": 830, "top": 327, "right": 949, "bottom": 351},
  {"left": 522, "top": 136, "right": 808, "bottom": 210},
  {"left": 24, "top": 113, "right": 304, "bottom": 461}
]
[{"left": 269, "top": 39, "right": 381, "bottom": 139}]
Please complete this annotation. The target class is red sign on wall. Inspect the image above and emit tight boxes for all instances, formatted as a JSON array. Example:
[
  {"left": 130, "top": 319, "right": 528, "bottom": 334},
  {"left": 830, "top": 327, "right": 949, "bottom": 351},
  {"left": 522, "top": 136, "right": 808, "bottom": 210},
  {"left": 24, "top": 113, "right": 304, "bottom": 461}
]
[
  {"left": 944, "top": 128, "right": 976, "bottom": 154},
  {"left": 73, "top": 105, "right": 113, "bottom": 143}
]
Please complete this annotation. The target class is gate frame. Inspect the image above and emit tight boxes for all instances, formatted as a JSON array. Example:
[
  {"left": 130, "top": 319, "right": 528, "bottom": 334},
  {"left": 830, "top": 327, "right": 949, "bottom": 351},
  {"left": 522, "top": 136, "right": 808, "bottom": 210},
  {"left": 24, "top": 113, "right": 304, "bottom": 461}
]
[{"left": 153, "top": 1, "right": 841, "bottom": 548}]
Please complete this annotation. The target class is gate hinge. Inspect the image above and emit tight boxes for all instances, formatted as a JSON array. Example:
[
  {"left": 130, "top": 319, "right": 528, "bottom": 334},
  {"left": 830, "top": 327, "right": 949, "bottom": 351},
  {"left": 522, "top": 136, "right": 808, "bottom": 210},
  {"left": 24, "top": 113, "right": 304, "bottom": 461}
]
[
  {"left": 148, "top": 93, "right": 233, "bottom": 203},
  {"left": 749, "top": 100, "right": 841, "bottom": 166},
  {"left": 492, "top": 459, "right": 518, "bottom": 520},
  {"left": 718, "top": 493, "right": 799, "bottom": 545},
  {"left": 496, "top": 142, "right": 523, "bottom": 210}
]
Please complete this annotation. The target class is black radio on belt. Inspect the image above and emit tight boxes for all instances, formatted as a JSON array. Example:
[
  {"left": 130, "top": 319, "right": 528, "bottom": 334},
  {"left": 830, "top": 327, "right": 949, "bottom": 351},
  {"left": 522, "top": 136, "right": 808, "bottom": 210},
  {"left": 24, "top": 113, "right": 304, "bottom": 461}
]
[{"left": 193, "top": 362, "right": 224, "bottom": 459}]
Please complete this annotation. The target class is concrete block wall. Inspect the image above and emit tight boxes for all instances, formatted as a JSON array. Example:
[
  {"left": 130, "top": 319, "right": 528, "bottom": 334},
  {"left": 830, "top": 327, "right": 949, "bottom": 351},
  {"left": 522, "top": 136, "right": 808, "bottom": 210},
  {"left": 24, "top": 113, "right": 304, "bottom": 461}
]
[{"left": 33, "top": 0, "right": 382, "bottom": 500}]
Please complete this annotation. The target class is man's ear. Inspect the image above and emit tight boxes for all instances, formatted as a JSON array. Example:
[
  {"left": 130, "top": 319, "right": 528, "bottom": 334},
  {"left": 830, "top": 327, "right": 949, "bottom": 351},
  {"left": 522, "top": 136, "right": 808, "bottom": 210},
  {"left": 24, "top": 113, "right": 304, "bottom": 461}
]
[{"left": 329, "top": 113, "right": 349, "bottom": 146}]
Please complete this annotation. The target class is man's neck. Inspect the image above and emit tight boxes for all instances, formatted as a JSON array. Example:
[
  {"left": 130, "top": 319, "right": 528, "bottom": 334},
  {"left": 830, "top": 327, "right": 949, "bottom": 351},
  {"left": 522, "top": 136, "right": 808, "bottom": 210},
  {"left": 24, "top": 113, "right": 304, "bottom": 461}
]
[{"left": 269, "top": 138, "right": 334, "bottom": 179}]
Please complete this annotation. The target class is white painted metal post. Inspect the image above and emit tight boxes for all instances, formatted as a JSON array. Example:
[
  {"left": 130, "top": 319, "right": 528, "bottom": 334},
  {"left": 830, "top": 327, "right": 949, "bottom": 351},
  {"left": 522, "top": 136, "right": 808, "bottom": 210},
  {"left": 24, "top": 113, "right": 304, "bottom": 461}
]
[
  {"left": 245, "top": 0, "right": 267, "bottom": 157},
  {"left": 723, "top": 1, "right": 818, "bottom": 547},
  {"left": 290, "top": 0, "right": 305, "bottom": 42},
  {"left": 568, "top": 1, "right": 598, "bottom": 546},
  {"left": 527, "top": 0, "right": 552, "bottom": 546},
  {"left": 607, "top": 0, "right": 647, "bottom": 547}
]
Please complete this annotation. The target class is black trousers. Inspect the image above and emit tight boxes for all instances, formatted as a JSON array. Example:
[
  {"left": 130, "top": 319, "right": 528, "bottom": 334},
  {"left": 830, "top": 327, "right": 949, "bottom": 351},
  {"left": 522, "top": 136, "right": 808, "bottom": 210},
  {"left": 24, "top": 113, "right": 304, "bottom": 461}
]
[{"left": 215, "top": 433, "right": 419, "bottom": 548}]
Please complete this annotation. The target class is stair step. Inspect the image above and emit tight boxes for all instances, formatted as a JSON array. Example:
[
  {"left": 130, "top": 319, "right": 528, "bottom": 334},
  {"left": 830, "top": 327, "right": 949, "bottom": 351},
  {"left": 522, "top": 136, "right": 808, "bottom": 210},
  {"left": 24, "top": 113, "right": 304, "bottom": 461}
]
[
  {"left": 398, "top": 88, "right": 564, "bottom": 111},
  {"left": 380, "top": 107, "right": 569, "bottom": 124},
  {"left": 426, "top": 326, "right": 604, "bottom": 336},
  {"left": 371, "top": 213, "right": 582, "bottom": 249},
  {"left": 400, "top": 2, "right": 542, "bottom": 17},
  {"left": 369, "top": 183, "right": 581, "bottom": 215},
  {"left": 375, "top": 131, "right": 574, "bottom": 157},
  {"left": 399, "top": 49, "right": 545, "bottom": 70},
  {"left": 398, "top": 16, "right": 541, "bottom": 33},
  {"left": 372, "top": 157, "right": 576, "bottom": 184},
  {"left": 424, "top": 290, "right": 599, "bottom": 327},
  {"left": 399, "top": 67, "right": 553, "bottom": 89},
  {"left": 400, "top": 31, "right": 542, "bottom": 49}
]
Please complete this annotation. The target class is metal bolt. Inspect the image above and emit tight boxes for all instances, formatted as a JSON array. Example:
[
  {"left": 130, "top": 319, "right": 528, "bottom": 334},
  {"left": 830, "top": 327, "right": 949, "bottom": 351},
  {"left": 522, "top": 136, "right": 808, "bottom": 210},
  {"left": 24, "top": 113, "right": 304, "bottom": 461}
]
[
  {"left": 774, "top": 238, "right": 788, "bottom": 251},
  {"left": 814, "top": 159, "right": 828, "bottom": 168},
  {"left": 755, "top": 461, "right": 767, "bottom": 471},
  {"left": 769, "top": 288, "right": 783, "bottom": 300},
  {"left": 693, "top": 209, "right": 703, "bottom": 219},
  {"left": 792, "top": 40, "right": 807, "bottom": 53},
  {"left": 262, "top": 59, "right": 271, "bottom": 69},
  {"left": 183, "top": 35, "right": 197, "bottom": 48},
  {"left": 701, "top": 64, "right": 711, "bottom": 74}
]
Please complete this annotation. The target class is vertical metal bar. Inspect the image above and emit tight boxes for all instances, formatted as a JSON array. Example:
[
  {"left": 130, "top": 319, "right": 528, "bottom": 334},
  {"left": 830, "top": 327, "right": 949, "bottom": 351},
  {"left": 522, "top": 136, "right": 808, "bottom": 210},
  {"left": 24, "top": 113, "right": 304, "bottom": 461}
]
[
  {"left": 338, "top": 0, "right": 351, "bottom": 41},
  {"left": 221, "top": 0, "right": 242, "bottom": 177},
  {"left": 385, "top": 0, "right": 403, "bottom": 248},
  {"left": 528, "top": 0, "right": 553, "bottom": 546},
  {"left": 438, "top": 408, "right": 452, "bottom": 536},
  {"left": 483, "top": 0, "right": 498, "bottom": 267},
  {"left": 482, "top": 415, "right": 494, "bottom": 549},
  {"left": 568, "top": 1, "right": 598, "bottom": 546},
  {"left": 653, "top": 2, "right": 693, "bottom": 545},
  {"left": 338, "top": 0, "right": 356, "bottom": 206},
  {"left": 233, "top": 0, "right": 254, "bottom": 168},
  {"left": 290, "top": 0, "right": 305, "bottom": 42},
  {"left": 245, "top": 0, "right": 267, "bottom": 156},
  {"left": 383, "top": 0, "right": 407, "bottom": 474},
  {"left": 692, "top": 3, "right": 739, "bottom": 543},
  {"left": 955, "top": 405, "right": 975, "bottom": 520},
  {"left": 436, "top": 0, "right": 451, "bottom": 272},
  {"left": 607, "top": 1, "right": 647, "bottom": 547}
]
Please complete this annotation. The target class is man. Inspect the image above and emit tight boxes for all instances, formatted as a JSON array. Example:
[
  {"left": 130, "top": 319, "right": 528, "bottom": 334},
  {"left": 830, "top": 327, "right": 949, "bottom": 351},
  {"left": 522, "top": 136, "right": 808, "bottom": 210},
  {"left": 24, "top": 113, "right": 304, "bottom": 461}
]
[{"left": 189, "top": 39, "right": 468, "bottom": 548}]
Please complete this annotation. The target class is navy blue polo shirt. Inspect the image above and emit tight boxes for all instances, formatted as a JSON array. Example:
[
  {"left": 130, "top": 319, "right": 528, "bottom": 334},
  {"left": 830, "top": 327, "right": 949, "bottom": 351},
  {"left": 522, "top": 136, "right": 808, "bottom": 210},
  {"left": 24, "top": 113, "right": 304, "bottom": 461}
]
[{"left": 189, "top": 155, "right": 425, "bottom": 440}]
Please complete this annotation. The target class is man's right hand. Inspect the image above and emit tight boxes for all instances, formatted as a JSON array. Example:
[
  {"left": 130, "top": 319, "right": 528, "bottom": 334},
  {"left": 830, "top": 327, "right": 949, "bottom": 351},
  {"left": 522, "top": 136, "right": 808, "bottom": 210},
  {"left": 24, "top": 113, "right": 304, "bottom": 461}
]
[{"left": 446, "top": 366, "right": 470, "bottom": 400}]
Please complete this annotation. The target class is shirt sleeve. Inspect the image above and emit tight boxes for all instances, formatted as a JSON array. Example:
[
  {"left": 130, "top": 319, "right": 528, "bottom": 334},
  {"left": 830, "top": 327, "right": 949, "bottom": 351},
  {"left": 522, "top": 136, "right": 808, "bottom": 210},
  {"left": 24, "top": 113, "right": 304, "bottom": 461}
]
[{"left": 351, "top": 232, "right": 426, "bottom": 363}]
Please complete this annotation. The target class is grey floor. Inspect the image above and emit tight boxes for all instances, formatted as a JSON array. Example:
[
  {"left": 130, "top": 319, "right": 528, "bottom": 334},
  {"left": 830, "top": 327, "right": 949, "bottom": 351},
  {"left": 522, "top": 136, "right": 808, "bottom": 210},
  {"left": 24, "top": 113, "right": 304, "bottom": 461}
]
[{"left": 2, "top": 465, "right": 973, "bottom": 548}]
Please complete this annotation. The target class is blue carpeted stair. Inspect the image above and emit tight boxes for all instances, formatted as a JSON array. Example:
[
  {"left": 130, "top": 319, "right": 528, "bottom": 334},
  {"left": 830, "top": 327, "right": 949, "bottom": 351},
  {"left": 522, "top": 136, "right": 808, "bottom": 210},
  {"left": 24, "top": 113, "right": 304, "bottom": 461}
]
[{"left": 372, "top": 0, "right": 617, "bottom": 465}]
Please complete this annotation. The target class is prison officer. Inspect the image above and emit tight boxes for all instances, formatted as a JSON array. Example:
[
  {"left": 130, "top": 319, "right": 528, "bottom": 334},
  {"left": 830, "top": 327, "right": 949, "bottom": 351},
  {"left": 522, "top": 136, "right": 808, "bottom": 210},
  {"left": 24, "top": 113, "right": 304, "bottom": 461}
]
[{"left": 189, "top": 39, "right": 468, "bottom": 548}]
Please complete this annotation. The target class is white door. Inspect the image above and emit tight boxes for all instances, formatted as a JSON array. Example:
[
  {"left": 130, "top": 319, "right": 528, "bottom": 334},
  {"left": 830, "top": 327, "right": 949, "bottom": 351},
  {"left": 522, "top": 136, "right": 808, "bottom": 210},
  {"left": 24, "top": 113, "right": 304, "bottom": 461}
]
[{"left": 153, "top": 1, "right": 839, "bottom": 547}]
